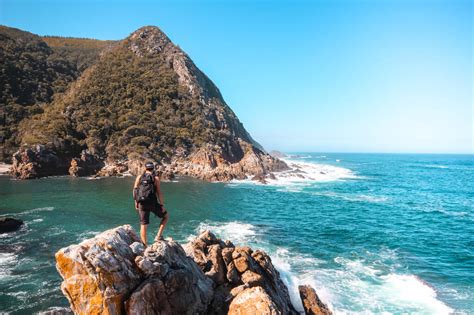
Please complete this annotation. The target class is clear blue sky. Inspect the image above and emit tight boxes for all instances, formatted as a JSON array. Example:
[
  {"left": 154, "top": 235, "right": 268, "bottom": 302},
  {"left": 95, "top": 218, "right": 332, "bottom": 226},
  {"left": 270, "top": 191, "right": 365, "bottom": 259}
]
[{"left": 1, "top": 0, "right": 472, "bottom": 153}]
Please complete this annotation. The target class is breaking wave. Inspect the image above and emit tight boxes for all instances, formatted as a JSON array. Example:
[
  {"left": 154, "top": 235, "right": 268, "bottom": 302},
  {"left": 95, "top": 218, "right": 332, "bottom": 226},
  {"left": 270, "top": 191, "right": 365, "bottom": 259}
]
[{"left": 189, "top": 221, "right": 453, "bottom": 314}]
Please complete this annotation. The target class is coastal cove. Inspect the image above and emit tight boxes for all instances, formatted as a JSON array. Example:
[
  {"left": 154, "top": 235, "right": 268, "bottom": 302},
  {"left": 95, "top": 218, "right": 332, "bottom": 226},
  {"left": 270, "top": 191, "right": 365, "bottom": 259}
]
[{"left": 1, "top": 153, "right": 473, "bottom": 314}]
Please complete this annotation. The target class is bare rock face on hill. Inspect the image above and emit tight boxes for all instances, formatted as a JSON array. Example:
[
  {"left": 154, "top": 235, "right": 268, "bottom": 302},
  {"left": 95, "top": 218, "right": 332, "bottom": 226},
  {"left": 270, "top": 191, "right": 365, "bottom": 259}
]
[
  {"left": 55, "top": 226, "right": 333, "bottom": 315},
  {"left": 11, "top": 25, "right": 288, "bottom": 181}
]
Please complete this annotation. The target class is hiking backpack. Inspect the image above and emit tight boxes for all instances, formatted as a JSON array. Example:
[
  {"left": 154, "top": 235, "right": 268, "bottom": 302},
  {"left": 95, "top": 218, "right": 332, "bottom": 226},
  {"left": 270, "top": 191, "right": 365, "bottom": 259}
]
[{"left": 136, "top": 172, "right": 156, "bottom": 204}]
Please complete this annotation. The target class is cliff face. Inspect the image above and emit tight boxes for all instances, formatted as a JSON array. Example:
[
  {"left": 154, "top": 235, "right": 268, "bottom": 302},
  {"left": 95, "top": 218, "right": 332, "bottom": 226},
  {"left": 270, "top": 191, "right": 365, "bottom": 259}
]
[
  {"left": 55, "top": 226, "right": 332, "bottom": 315},
  {"left": 7, "top": 25, "right": 287, "bottom": 181}
]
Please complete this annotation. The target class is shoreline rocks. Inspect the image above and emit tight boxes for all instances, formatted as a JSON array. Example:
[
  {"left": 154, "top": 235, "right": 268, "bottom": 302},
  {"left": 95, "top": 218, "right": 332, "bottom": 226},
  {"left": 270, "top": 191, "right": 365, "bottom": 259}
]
[
  {"left": 11, "top": 145, "right": 70, "bottom": 179},
  {"left": 55, "top": 225, "right": 332, "bottom": 315},
  {"left": 10, "top": 143, "right": 288, "bottom": 183},
  {"left": 68, "top": 150, "right": 104, "bottom": 177}
]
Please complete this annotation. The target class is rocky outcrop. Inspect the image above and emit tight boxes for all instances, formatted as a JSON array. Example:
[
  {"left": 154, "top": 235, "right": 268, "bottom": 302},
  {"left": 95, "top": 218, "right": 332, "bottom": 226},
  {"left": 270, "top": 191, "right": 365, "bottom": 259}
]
[
  {"left": 55, "top": 226, "right": 324, "bottom": 315},
  {"left": 127, "top": 240, "right": 213, "bottom": 314},
  {"left": 184, "top": 230, "right": 297, "bottom": 314},
  {"left": 69, "top": 150, "right": 104, "bottom": 177},
  {"left": 228, "top": 286, "right": 280, "bottom": 315},
  {"left": 11, "top": 144, "right": 286, "bottom": 182},
  {"left": 55, "top": 225, "right": 143, "bottom": 314},
  {"left": 299, "top": 285, "right": 333, "bottom": 315},
  {"left": 11, "top": 145, "right": 70, "bottom": 179},
  {"left": 0, "top": 217, "right": 23, "bottom": 233}
]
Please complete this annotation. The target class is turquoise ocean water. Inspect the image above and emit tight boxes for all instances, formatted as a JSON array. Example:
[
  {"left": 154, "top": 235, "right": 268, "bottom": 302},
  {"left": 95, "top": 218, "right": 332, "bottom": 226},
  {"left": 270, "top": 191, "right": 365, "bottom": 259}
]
[{"left": 0, "top": 153, "right": 473, "bottom": 314}]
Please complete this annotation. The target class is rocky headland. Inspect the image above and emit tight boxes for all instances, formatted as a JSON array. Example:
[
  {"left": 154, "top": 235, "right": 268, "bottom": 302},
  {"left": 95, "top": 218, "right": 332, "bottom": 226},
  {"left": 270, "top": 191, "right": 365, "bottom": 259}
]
[
  {"left": 2, "top": 25, "right": 288, "bottom": 182},
  {"left": 55, "top": 225, "right": 332, "bottom": 314}
]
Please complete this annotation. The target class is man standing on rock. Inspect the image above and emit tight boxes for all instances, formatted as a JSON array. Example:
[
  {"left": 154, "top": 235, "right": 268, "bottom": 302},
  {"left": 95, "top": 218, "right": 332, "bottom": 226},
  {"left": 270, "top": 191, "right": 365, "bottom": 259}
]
[{"left": 133, "top": 162, "right": 169, "bottom": 245}]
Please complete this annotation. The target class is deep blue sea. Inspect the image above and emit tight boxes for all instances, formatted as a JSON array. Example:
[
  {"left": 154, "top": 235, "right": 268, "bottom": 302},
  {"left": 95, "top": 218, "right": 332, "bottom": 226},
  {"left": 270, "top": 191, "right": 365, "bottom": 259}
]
[{"left": 1, "top": 153, "right": 473, "bottom": 314}]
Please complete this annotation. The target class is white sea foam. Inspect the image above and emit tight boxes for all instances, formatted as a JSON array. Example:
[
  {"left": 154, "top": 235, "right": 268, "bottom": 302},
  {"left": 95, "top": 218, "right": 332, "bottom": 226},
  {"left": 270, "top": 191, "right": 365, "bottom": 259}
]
[
  {"left": 190, "top": 221, "right": 259, "bottom": 245},
  {"left": 423, "top": 164, "right": 450, "bottom": 169},
  {"left": 189, "top": 220, "right": 454, "bottom": 314},
  {"left": 311, "top": 191, "right": 389, "bottom": 203},
  {"left": 230, "top": 159, "right": 359, "bottom": 189},
  {"left": 17, "top": 206, "right": 54, "bottom": 215},
  {"left": 0, "top": 252, "right": 18, "bottom": 277},
  {"left": 275, "top": 159, "right": 358, "bottom": 183}
]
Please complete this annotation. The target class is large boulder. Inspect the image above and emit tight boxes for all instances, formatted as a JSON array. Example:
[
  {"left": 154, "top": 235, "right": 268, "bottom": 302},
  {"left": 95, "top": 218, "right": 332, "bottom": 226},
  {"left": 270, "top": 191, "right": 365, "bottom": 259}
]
[
  {"left": 55, "top": 225, "right": 213, "bottom": 315},
  {"left": 298, "top": 285, "right": 333, "bottom": 315},
  {"left": 55, "top": 225, "right": 143, "bottom": 314},
  {"left": 0, "top": 217, "right": 23, "bottom": 233},
  {"left": 126, "top": 239, "right": 214, "bottom": 314},
  {"left": 184, "top": 230, "right": 298, "bottom": 314},
  {"left": 228, "top": 286, "right": 280, "bottom": 315}
]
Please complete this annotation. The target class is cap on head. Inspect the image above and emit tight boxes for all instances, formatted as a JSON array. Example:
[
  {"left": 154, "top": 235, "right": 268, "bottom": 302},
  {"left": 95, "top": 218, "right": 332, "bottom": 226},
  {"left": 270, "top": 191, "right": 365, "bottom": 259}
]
[{"left": 145, "top": 162, "right": 154, "bottom": 170}]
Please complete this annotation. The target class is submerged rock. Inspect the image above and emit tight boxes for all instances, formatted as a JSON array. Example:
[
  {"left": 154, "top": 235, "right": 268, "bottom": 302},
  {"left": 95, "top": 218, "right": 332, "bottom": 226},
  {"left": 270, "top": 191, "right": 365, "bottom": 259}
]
[
  {"left": 0, "top": 217, "right": 23, "bottom": 233},
  {"left": 298, "top": 285, "right": 333, "bottom": 315}
]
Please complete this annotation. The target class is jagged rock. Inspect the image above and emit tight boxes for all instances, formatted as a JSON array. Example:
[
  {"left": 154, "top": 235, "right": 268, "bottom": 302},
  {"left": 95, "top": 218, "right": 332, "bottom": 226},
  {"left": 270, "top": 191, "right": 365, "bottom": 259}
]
[
  {"left": 127, "top": 240, "right": 214, "bottom": 314},
  {"left": 184, "top": 230, "right": 297, "bottom": 314},
  {"left": 11, "top": 145, "right": 69, "bottom": 179},
  {"left": 56, "top": 226, "right": 302, "bottom": 315},
  {"left": 298, "top": 285, "right": 333, "bottom": 315},
  {"left": 0, "top": 217, "right": 23, "bottom": 233},
  {"left": 56, "top": 225, "right": 214, "bottom": 315},
  {"left": 68, "top": 150, "right": 104, "bottom": 177},
  {"left": 125, "top": 278, "right": 172, "bottom": 314},
  {"left": 129, "top": 241, "right": 145, "bottom": 256},
  {"left": 226, "top": 261, "right": 240, "bottom": 284},
  {"left": 228, "top": 286, "right": 279, "bottom": 315},
  {"left": 55, "top": 225, "right": 143, "bottom": 314},
  {"left": 205, "top": 244, "right": 227, "bottom": 286}
]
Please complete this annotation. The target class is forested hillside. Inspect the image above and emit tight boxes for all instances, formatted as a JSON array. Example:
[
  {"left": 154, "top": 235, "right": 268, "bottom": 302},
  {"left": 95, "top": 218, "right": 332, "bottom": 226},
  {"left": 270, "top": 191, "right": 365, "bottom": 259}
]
[
  {"left": 20, "top": 26, "right": 262, "bottom": 163},
  {"left": 0, "top": 26, "right": 111, "bottom": 160},
  {"left": 4, "top": 25, "right": 286, "bottom": 181}
]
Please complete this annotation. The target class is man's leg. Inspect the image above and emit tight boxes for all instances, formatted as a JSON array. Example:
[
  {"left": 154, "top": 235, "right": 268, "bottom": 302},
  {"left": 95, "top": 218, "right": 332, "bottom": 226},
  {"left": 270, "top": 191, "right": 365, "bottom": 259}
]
[
  {"left": 155, "top": 212, "right": 169, "bottom": 240},
  {"left": 140, "top": 224, "right": 148, "bottom": 246}
]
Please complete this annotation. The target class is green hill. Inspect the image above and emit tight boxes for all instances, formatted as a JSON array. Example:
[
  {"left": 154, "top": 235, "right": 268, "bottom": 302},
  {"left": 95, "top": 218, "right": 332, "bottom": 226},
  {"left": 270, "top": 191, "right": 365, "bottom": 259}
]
[
  {"left": 0, "top": 26, "right": 111, "bottom": 160},
  {"left": 4, "top": 25, "right": 286, "bottom": 180},
  {"left": 20, "top": 26, "right": 263, "bottom": 163}
]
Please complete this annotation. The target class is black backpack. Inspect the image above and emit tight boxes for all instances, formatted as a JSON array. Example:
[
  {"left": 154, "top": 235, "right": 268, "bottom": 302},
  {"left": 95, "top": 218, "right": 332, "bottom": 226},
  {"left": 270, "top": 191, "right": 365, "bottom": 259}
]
[{"left": 136, "top": 172, "right": 156, "bottom": 204}]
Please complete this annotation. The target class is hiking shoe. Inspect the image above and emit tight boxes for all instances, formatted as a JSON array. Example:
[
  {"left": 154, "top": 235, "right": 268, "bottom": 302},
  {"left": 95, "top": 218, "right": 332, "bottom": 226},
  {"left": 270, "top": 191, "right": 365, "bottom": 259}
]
[{"left": 154, "top": 235, "right": 164, "bottom": 242}]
